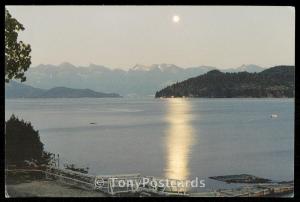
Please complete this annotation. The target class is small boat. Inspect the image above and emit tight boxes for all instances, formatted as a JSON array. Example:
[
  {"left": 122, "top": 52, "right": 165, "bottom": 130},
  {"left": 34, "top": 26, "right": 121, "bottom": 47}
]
[
  {"left": 89, "top": 122, "right": 96, "bottom": 125},
  {"left": 271, "top": 114, "right": 278, "bottom": 118}
]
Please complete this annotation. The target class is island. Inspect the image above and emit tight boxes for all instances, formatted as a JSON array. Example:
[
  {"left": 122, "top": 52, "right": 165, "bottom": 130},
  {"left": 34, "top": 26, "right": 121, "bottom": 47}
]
[
  {"left": 5, "top": 81, "right": 122, "bottom": 98},
  {"left": 155, "top": 65, "right": 294, "bottom": 98}
]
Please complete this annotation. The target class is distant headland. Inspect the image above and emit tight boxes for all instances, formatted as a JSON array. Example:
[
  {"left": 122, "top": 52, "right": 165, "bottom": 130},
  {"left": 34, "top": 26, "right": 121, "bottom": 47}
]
[
  {"left": 5, "top": 81, "right": 122, "bottom": 98},
  {"left": 155, "top": 65, "right": 294, "bottom": 98}
]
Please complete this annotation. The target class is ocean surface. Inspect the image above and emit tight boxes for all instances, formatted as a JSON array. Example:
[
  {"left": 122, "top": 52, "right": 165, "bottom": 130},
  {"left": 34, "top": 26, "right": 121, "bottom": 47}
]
[{"left": 5, "top": 98, "right": 294, "bottom": 192}]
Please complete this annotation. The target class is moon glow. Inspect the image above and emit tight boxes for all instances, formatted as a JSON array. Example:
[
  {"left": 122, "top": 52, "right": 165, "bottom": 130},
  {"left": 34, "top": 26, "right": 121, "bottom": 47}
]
[{"left": 173, "top": 15, "right": 180, "bottom": 23}]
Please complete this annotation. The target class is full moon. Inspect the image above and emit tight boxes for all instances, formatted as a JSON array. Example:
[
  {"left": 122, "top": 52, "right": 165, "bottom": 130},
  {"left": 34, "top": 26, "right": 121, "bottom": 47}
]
[{"left": 173, "top": 15, "right": 180, "bottom": 23}]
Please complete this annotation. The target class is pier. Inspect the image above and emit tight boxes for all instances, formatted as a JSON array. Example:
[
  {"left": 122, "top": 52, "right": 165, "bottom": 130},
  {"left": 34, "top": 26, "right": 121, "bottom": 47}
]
[{"left": 6, "top": 167, "right": 294, "bottom": 197}]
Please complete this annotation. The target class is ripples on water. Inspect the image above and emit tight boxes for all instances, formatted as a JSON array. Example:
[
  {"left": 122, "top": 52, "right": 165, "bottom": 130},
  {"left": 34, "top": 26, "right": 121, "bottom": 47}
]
[{"left": 5, "top": 98, "right": 294, "bottom": 191}]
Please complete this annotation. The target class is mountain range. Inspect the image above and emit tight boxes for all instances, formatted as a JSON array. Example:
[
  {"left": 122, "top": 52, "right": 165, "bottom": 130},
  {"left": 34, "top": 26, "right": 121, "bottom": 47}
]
[
  {"left": 20, "top": 63, "right": 265, "bottom": 97},
  {"left": 155, "top": 65, "right": 295, "bottom": 98},
  {"left": 5, "top": 81, "right": 121, "bottom": 98}
]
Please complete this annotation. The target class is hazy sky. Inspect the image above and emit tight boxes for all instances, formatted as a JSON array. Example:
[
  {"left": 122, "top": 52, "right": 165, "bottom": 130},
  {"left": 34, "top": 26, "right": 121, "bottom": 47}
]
[{"left": 6, "top": 6, "right": 295, "bottom": 69}]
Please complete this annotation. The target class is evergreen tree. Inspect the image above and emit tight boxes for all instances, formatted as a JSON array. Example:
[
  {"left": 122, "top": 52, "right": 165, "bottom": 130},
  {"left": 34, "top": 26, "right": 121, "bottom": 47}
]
[{"left": 5, "top": 114, "right": 51, "bottom": 167}]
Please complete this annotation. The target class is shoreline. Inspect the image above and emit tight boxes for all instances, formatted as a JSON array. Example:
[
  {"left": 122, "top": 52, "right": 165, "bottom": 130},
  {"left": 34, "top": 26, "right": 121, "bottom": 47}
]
[
  {"left": 5, "top": 169, "right": 294, "bottom": 198},
  {"left": 6, "top": 180, "right": 107, "bottom": 197}
]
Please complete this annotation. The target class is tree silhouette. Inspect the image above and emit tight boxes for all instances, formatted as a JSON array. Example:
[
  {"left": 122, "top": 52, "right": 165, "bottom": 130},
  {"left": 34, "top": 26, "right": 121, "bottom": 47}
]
[
  {"left": 5, "top": 114, "right": 51, "bottom": 167},
  {"left": 5, "top": 8, "right": 31, "bottom": 83}
]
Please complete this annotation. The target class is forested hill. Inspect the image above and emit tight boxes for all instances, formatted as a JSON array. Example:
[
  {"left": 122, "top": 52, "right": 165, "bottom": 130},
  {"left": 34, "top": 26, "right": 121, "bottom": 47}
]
[
  {"left": 5, "top": 81, "right": 122, "bottom": 98},
  {"left": 155, "top": 65, "right": 295, "bottom": 98}
]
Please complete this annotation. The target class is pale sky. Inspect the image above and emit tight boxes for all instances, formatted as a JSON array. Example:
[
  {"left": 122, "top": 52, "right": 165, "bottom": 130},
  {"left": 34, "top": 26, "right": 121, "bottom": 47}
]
[{"left": 6, "top": 6, "right": 295, "bottom": 69}]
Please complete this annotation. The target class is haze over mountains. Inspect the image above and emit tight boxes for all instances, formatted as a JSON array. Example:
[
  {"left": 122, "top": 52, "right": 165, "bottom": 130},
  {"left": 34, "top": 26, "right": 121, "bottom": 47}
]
[{"left": 21, "top": 63, "right": 265, "bottom": 96}]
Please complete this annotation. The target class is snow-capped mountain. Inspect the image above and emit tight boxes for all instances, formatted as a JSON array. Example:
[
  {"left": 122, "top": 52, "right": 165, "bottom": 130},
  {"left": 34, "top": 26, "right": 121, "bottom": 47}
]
[
  {"left": 22, "top": 63, "right": 265, "bottom": 96},
  {"left": 131, "top": 64, "right": 153, "bottom": 71},
  {"left": 130, "top": 63, "right": 183, "bottom": 73},
  {"left": 223, "top": 64, "right": 265, "bottom": 73}
]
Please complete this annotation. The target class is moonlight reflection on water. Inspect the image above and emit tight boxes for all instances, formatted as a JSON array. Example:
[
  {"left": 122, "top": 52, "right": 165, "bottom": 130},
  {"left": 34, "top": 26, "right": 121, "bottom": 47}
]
[{"left": 164, "top": 98, "right": 196, "bottom": 181}]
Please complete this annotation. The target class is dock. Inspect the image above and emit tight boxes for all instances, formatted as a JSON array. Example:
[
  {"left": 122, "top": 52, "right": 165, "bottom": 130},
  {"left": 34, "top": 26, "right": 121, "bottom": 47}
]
[
  {"left": 190, "top": 182, "right": 294, "bottom": 197},
  {"left": 6, "top": 168, "right": 294, "bottom": 197}
]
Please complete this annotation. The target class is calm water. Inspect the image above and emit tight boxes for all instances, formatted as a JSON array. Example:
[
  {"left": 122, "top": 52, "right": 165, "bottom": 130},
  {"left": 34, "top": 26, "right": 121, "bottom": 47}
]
[{"left": 5, "top": 98, "right": 294, "bottom": 192}]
